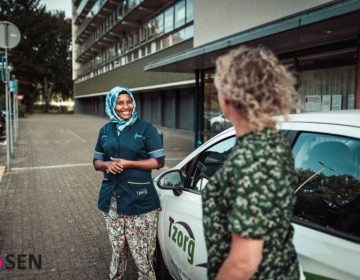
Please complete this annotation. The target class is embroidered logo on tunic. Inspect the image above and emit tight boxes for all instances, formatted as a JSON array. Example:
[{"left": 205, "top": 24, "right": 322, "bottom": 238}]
[
  {"left": 134, "top": 132, "right": 144, "bottom": 140},
  {"left": 136, "top": 188, "right": 148, "bottom": 196}
]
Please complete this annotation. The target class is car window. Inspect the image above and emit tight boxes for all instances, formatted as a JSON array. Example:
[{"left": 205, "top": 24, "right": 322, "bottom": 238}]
[
  {"left": 292, "top": 132, "right": 360, "bottom": 239},
  {"left": 179, "top": 158, "right": 194, "bottom": 177},
  {"left": 188, "top": 136, "right": 236, "bottom": 191}
]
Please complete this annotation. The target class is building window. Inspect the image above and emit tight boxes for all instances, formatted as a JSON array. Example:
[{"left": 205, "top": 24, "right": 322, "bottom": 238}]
[
  {"left": 156, "top": 40, "right": 162, "bottom": 51},
  {"left": 141, "top": 47, "right": 146, "bottom": 57},
  {"left": 146, "top": 43, "right": 152, "bottom": 55},
  {"left": 113, "top": 10, "right": 116, "bottom": 24},
  {"left": 200, "top": 48, "right": 357, "bottom": 142},
  {"left": 186, "top": 0, "right": 193, "bottom": 22},
  {"left": 141, "top": 25, "right": 149, "bottom": 42},
  {"left": 151, "top": 42, "right": 156, "bottom": 53},
  {"left": 184, "top": 25, "right": 193, "bottom": 39},
  {"left": 173, "top": 25, "right": 193, "bottom": 44},
  {"left": 148, "top": 19, "right": 157, "bottom": 38},
  {"left": 109, "top": 13, "right": 113, "bottom": 27},
  {"left": 128, "top": 33, "right": 133, "bottom": 49},
  {"left": 133, "top": 49, "right": 139, "bottom": 60},
  {"left": 155, "top": 13, "right": 164, "bottom": 35},
  {"left": 163, "top": 34, "right": 172, "bottom": 48},
  {"left": 117, "top": 5, "right": 123, "bottom": 21},
  {"left": 164, "top": 6, "right": 174, "bottom": 33},
  {"left": 173, "top": 29, "right": 185, "bottom": 44},
  {"left": 297, "top": 50, "right": 356, "bottom": 112},
  {"left": 175, "top": 0, "right": 186, "bottom": 29},
  {"left": 122, "top": 38, "right": 128, "bottom": 53},
  {"left": 127, "top": 53, "right": 132, "bottom": 62},
  {"left": 117, "top": 42, "right": 122, "bottom": 56},
  {"left": 133, "top": 29, "right": 139, "bottom": 46},
  {"left": 128, "top": 0, "right": 138, "bottom": 10},
  {"left": 203, "top": 72, "right": 229, "bottom": 141}
]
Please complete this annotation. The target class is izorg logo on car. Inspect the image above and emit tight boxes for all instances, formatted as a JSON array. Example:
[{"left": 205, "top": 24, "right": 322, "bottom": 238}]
[{"left": 168, "top": 217, "right": 196, "bottom": 264}]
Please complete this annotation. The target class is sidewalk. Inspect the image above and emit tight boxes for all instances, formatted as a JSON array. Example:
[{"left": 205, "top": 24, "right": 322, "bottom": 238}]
[{"left": 0, "top": 114, "right": 194, "bottom": 279}]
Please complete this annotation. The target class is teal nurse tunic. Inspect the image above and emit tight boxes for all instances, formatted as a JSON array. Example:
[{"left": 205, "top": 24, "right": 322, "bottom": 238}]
[{"left": 93, "top": 119, "right": 165, "bottom": 215}]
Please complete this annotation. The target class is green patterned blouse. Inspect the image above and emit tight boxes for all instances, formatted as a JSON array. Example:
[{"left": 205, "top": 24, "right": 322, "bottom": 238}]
[{"left": 202, "top": 128, "right": 300, "bottom": 280}]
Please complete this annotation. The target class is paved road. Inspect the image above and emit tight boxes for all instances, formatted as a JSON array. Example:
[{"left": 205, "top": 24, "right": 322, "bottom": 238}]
[{"left": 0, "top": 114, "right": 194, "bottom": 280}]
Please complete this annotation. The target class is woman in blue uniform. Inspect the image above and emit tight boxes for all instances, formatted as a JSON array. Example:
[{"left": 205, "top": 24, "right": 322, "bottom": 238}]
[{"left": 93, "top": 86, "right": 165, "bottom": 280}]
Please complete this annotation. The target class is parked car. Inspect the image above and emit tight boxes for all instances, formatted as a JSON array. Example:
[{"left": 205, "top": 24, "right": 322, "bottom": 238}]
[
  {"left": 204, "top": 110, "right": 220, "bottom": 126},
  {"left": 155, "top": 110, "right": 360, "bottom": 280},
  {"left": 208, "top": 113, "right": 232, "bottom": 131}
]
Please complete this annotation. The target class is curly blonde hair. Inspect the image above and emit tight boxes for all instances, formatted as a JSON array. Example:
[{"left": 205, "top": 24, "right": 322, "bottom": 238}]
[{"left": 214, "top": 45, "right": 299, "bottom": 130}]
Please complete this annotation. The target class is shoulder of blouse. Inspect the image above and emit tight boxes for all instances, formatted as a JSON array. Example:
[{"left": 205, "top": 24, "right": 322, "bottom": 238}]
[{"left": 99, "top": 122, "right": 114, "bottom": 134}]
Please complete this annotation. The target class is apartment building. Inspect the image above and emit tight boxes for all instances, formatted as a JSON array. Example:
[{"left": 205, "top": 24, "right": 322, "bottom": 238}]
[
  {"left": 146, "top": 0, "right": 360, "bottom": 143},
  {"left": 72, "top": 0, "right": 195, "bottom": 130},
  {"left": 73, "top": 0, "right": 360, "bottom": 145}
]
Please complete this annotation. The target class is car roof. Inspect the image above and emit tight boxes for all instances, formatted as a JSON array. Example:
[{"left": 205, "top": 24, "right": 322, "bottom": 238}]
[
  {"left": 213, "top": 110, "right": 360, "bottom": 141},
  {"left": 175, "top": 110, "right": 360, "bottom": 171},
  {"left": 288, "top": 110, "right": 360, "bottom": 128}
]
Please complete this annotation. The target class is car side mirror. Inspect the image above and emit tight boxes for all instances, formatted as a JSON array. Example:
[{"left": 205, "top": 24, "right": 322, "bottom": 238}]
[{"left": 157, "top": 170, "right": 184, "bottom": 190}]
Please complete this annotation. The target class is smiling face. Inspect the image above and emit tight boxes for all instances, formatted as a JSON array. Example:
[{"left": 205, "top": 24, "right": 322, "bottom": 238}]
[{"left": 115, "top": 93, "right": 134, "bottom": 120}]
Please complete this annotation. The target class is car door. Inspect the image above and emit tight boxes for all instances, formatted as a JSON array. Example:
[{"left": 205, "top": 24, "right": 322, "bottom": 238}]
[
  {"left": 159, "top": 136, "right": 236, "bottom": 280},
  {"left": 289, "top": 122, "right": 360, "bottom": 280}
]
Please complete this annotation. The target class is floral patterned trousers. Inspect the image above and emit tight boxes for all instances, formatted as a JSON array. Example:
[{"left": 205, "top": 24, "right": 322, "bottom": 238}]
[{"left": 103, "top": 196, "right": 159, "bottom": 280}]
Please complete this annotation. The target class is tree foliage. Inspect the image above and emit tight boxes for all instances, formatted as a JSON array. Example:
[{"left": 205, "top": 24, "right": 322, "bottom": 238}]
[{"left": 0, "top": 0, "right": 72, "bottom": 112}]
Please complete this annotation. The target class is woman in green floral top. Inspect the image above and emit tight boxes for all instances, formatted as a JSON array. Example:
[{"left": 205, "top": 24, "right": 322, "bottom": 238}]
[{"left": 202, "top": 46, "right": 303, "bottom": 280}]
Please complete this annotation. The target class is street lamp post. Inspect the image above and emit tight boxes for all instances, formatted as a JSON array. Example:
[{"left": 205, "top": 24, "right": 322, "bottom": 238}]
[
  {"left": 10, "top": 75, "right": 19, "bottom": 147},
  {"left": 14, "top": 79, "right": 19, "bottom": 141},
  {"left": 4, "top": 47, "right": 11, "bottom": 169}
]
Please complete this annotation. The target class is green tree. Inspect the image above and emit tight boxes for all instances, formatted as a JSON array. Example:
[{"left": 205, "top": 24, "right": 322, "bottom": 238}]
[
  {"left": 36, "top": 11, "right": 72, "bottom": 110},
  {"left": 0, "top": 0, "right": 72, "bottom": 112}
]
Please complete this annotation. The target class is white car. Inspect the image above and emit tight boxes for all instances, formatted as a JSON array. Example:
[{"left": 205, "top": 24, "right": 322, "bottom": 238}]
[
  {"left": 154, "top": 110, "right": 360, "bottom": 280},
  {"left": 209, "top": 114, "right": 232, "bottom": 131}
]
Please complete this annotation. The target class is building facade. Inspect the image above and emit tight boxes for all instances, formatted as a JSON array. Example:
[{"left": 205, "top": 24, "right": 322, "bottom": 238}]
[
  {"left": 73, "top": 0, "right": 360, "bottom": 145},
  {"left": 72, "top": 0, "right": 195, "bottom": 130},
  {"left": 146, "top": 0, "right": 360, "bottom": 144}
]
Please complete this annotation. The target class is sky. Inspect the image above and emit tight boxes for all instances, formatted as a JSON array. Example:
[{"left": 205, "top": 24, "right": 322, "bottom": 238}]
[{"left": 40, "top": 0, "right": 72, "bottom": 18}]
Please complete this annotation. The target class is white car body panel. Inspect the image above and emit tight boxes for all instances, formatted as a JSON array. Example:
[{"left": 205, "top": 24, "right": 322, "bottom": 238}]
[
  {"left": 293, "top": 224, "right": 360, "bottom": 280},
  {"left": 161, "top": 191, "right": 206, "bottom": 280}
]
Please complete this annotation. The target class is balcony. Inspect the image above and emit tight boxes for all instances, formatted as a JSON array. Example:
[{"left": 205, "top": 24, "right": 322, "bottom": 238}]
[
  {"left": 75, "top": 0, "right": 97, "bottom": 25},
  {"left": 76, "top": 0, "right": 120, "bottom": 44},
  {"left": 76, "top": 0, "right": 174, "bottom": 63}
]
